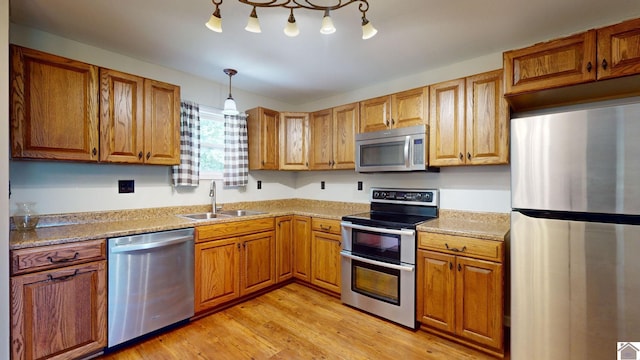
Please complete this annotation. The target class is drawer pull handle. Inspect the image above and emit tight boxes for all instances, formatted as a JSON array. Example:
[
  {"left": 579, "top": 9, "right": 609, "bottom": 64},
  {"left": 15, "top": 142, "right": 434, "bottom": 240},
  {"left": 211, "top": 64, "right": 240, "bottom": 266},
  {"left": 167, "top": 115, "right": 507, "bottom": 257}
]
[
  {"left": 445, "top": 244, "right": 466, "bottom": 253},
  {"left": 47, "top": 269, "right": 79, "bottom": 282},
  {"left": 47, "top": 252, "right": 79, "bottom": 264},
  {"left": 320, "top": 225, "right": 332, "bottom": 231}
]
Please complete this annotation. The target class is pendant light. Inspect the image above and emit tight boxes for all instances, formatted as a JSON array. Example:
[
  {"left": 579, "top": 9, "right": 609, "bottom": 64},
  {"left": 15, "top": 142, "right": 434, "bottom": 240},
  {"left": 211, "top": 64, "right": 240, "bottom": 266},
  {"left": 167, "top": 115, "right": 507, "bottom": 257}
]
[{"left": 222, "top": 68, "right": 239, "bottom": 115}]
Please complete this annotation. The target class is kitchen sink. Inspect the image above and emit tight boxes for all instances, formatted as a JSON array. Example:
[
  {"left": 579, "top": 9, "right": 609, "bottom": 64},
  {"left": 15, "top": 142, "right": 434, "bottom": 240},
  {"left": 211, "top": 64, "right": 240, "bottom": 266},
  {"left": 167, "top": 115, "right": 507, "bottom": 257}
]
[
  {"left": 177, "top": 212, "right": 233, "bottom": 221},
  {"left": 178, "top": 209, "right": 267, "bottom": 221},
  {"left": 217, "top": 209, "right": 267, "bottom": 217}
]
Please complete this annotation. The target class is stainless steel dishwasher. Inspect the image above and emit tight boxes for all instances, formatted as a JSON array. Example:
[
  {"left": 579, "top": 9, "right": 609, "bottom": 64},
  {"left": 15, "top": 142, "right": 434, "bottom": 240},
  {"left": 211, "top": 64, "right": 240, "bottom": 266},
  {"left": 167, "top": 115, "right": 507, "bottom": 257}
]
[{"left": 108, "top": 228, "right": 194, "bottom": 348}]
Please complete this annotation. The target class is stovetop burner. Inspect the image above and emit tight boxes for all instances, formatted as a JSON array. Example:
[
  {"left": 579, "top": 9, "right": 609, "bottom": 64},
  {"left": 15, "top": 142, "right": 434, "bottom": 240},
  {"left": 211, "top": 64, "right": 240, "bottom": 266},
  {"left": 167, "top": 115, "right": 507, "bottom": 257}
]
[{"left": 342, "top": 188, "right": 439, "bottom": 229}]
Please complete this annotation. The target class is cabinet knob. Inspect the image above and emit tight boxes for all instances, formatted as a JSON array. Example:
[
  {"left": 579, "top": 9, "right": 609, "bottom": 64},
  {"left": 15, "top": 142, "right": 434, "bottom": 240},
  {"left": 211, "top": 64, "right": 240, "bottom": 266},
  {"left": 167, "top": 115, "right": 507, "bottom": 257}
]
[
  {"left": 146, "top": 152, "right": 151, "bottom": 160},
  {"left": 92, "top": 148, "right": 97, "bottom": 156},
  {"left": 449, "top": 262, "right": 453, "bottom": 270},
  {"left": 237, "top": 243, "right": 241, "bottom": 250},
  {"left": 459, "top": 153, "right": 464, "bottom": 160},
  {"left": 602, "top": 58, "right": 608, "bottom": 70},
  {"left": 458, "top": 263, "right": 462, "bottom": 272},
  {"left": 391, "top": 118, "right": 395, "bottom": 125},
  {"left": 138, "top": 151, "right": 143, "bottom": 160},
  {"left": 467, "top": 152, "right": 471, "bottom": 160},
  {"left": 586, "top": 62, "right": 593, "bottom": 72}
]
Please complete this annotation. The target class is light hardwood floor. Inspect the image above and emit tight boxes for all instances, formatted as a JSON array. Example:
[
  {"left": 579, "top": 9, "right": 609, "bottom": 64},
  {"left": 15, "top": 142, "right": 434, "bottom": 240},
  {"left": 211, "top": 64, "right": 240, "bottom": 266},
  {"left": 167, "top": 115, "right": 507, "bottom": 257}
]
[{"left": 100, "top": 283, "right": 502, "bottom": 360}]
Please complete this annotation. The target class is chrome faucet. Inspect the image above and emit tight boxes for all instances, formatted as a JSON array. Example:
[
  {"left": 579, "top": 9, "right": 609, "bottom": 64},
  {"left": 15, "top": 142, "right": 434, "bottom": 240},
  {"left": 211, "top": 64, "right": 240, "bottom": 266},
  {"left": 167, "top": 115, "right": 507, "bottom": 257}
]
[{"left": 209, "top": 180, "right": 216, "bottom": 214}]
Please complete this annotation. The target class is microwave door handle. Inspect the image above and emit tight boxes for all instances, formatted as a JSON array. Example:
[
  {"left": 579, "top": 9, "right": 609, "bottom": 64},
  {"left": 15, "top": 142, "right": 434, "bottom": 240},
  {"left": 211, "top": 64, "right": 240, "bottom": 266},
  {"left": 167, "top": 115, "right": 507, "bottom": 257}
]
[{"left": 404, "top": 136, "right": 411, "bottom": 167}]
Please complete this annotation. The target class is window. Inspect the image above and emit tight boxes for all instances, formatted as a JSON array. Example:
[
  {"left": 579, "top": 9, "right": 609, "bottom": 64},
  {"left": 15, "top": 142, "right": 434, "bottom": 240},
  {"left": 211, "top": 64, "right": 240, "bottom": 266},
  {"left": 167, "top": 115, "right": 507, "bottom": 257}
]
[{"left": 199, "top": 105, "right": 225, "bottom": 179}]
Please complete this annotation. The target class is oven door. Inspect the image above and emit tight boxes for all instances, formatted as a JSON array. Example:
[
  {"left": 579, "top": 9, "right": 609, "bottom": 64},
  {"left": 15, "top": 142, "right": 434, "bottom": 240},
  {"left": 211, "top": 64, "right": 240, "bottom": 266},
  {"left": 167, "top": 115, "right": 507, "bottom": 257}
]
[
  {"left": 340, "top": 251, "right": 416, "bottom": 329},
  {"left": 341, "top": 221, "right": 415, "bottom": 264}
]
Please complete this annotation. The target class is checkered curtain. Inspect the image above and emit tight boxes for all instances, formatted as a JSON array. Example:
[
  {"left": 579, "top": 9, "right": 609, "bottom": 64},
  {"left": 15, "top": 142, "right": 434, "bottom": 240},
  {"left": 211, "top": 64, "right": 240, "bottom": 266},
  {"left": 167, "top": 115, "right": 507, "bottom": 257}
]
[
  {"left": 223, "top": 113, "right": 249, "bottom": 187},
  {"left": 171, "top": 101, "right": 201, "bottom": 187}
]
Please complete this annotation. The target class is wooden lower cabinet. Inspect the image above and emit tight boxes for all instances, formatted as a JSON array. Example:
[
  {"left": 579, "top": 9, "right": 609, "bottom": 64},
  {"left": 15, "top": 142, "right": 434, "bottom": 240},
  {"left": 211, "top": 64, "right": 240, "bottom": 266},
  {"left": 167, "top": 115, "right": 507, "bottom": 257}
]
[
  {"left": 310, "top": 218, "right": 342, "bottom": 294},
  {"left": 417, "top": 233, "right": 504, "bottom": 357},
  {"left": 293, "top": 216, "right": 312, "bottom": 282},
  {"left": 276, "top": 216, "right": 294, "bottom": 282},
  {"left": 195, "top": 219, "right": 276, "bottom": 313},
  {"left": 11, "top": 260, "right": 107, "bottom": 360}
]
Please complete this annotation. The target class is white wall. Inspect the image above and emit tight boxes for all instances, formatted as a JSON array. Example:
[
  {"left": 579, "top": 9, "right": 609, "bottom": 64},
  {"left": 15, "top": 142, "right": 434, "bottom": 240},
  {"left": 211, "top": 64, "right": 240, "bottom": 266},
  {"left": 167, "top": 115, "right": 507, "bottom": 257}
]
[
  {"left": 1, "top": 0, "right": 11, "bottom": 357},
  {"left": 8, "top": 23, "right": 512, "bottom": 216}
]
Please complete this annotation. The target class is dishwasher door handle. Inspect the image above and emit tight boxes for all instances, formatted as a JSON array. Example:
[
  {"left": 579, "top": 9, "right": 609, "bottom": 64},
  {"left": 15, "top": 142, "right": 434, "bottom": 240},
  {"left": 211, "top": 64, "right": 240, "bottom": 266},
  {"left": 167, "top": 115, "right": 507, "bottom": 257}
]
[{"left": 110, "top": 236, "right": 193, "bottom": 253}]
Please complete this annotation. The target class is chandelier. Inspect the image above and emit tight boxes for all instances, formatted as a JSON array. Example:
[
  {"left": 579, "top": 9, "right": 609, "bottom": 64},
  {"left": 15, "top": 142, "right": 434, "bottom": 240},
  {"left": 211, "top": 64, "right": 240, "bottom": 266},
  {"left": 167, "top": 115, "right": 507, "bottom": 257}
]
[{"left": 205, "top": 0, "right": 377, "bottom": 39}]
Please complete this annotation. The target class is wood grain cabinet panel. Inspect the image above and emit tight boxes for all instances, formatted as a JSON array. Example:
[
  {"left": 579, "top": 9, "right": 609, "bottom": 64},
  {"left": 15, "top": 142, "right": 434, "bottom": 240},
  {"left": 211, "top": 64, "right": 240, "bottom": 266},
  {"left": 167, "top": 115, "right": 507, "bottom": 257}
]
[
  {"left": 309, "top": 109, "right": 333, "bottom": 170},
  {"left": 195, "top": 238, "right": 240, "bottom": 312},
  {"left": 280, "top": 112, "right": 309, "bottom": 170},
  {"left": 276, "top": 216, "right": 294, "bottom": 283},
  {"left": 143, "top": 79, "right": 181, "bottom": 165},
  {"left": 10, "top": 45, "right": 99, "bottom": 161},
  {"left": 247, "top": 107, "right": 280, "bottom": 170},
  {"left": 11, "top": 260, "right": 107, "bottom": 360},
  {"left": 597, "top": 18, "right": 640, "bottom": 80},
  {"left": 240, "top": 231, "right": 276, "bottom": 295},
  {"left": 293, "top": 216, "right": 312, "bottom": 282},
  {"left": 359, "top": 87, "right": 428, "bottom": 133},
  {"left": 359, "top": 95, "right": 391, "bottom": 133},
  {"left": 429, "top": 78, "right": 466, "bottom": 166},
  {"left": 308, "top": 103, "right": 358, "bottom": 170},
  {"left": 417, "top": 232, "right": 504, "bottom": 357},
  {"left": 100, "top": 68, "right": 145, "bottom": 163},
  {"left": 310, "top": 218, "right": 342, "bottom": 294}
]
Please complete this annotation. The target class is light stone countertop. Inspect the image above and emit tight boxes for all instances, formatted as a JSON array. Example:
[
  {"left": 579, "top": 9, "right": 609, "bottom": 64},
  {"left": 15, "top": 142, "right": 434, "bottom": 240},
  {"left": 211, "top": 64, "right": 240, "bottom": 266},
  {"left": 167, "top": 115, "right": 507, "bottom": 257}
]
[
  {"left": 10, "top": 200, "right": 510, "bottom": 250},
  {"left": 417, "top": 209, "right": 510, "bottom": 241},
  {"left": 9, "top": 199, "right": 369, "bottom": 250}
]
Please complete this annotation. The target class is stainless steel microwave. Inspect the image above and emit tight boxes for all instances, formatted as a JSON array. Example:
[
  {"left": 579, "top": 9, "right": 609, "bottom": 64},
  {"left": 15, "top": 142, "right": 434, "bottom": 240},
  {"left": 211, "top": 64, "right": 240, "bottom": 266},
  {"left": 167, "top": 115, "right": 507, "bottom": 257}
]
[{"left": 355, "top": 125, "right": 428, "bottom": 172}]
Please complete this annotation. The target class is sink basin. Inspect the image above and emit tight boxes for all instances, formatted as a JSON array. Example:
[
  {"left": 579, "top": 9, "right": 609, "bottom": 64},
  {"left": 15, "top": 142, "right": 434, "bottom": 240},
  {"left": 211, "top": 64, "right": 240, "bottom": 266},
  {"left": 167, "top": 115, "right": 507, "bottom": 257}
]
[
  {"left": 178, "top": 212, "right": 233, "bottom": 221},
  {"left": 217, "top": 209, "right": 267, "bottom": 217}
]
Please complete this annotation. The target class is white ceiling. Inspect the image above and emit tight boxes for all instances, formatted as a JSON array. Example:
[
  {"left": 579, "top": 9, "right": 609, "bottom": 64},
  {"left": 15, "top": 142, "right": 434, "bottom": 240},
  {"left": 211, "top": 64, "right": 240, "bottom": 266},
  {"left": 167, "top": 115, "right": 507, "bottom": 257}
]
[{"left": 9, "top": 0, "right": 640, "bottom": 105}]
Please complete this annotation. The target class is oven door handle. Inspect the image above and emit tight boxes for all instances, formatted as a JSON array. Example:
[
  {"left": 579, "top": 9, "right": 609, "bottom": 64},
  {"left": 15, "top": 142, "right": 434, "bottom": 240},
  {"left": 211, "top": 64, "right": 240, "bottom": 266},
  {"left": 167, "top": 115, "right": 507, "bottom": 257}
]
[
  {"left": 340, "top": 251, "right": 415, "bottom": 272},
  {"left": 341, "top": 221, "right": 415, "bottom": 237}
]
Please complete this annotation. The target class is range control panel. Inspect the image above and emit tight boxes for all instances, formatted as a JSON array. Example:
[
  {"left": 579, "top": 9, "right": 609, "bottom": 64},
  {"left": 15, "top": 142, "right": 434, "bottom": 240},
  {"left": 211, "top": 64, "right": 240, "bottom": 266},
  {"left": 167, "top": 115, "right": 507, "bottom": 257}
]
[{"left": 371, "top": 188, "right": 438, "bottom": 205}]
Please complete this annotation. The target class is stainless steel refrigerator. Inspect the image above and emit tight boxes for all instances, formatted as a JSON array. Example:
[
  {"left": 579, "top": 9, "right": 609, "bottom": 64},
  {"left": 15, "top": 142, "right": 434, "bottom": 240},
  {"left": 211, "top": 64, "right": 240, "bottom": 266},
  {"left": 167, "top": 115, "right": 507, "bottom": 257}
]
[{"left": 510, "top": 99, "right": 640, "bottom": 360}]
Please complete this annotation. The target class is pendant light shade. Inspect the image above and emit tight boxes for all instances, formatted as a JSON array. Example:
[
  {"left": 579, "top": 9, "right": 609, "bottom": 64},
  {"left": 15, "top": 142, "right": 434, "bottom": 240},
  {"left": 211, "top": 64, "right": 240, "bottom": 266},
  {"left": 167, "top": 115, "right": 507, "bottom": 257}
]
[
  {"left": 205, "top": 4, "right": 222, "bottom": 32},
  {"left": 245, "top": 7, "right": 261, "bottom": 33},
  {"left": 361, "top": 16, "right": 377, "bottom": 40},
  {"left": 283, "top": 9, "right": 300, "bottom": 37},
  {"left": 222, "top": 68, "right": 239, "bottom": 115},
  {"left": 320, "top": 10, "right": 336, "bottom": 35}
]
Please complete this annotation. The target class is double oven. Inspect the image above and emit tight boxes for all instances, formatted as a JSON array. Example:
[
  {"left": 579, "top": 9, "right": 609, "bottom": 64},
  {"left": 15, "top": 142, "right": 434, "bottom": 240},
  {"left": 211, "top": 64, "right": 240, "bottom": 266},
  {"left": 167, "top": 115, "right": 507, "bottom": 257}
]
[{"left": 341, "top": 188, "right": 438, "bottom": 329}]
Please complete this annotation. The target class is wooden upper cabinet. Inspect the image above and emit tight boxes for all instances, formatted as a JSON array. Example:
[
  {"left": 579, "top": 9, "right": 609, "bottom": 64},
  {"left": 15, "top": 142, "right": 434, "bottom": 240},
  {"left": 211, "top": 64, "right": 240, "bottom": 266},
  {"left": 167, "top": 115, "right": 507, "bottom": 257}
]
[
  {"left": 359, "top": 87, "right": 428, "bottom": 133},
  {"left": 429, "top": 78, "right": 466, "bottom": 166},
  {"left": 247, "top": 107, "right": 280, "bottom": 170},
  {"left": 100, "top": 69, "right": 145, "bottom": 163},
  {"left": 308, "top": 103, "right": 358, "bottom": 170},
  {"left": 280, "top": 112, "right": 309, "bottom": 170},
  {"left": 503, "top": 30, "right": 597, "bottom": 95},
  {"left": 309, "top": 109, "right": 333, "bottom": 170},
  {"left": 332, "top": 103, "right": 359, "bottom": 169},
  {"left": 10, "top": 45, "right": 99, "bottom": 161},
  {"left": 465, "top": 70, "right": 509, "bottom": 165},
  {"left": 597, "top": 17, "right": 640, "bottom": 80},
  {"left": 144, "top": 79, "right": 181, "bottom": 165},
  {"left": 359, "top": 95, "right": 391, "bottom": 132},
  {"left": 391, "top": 87, "right": 429, "bottom": 129}
]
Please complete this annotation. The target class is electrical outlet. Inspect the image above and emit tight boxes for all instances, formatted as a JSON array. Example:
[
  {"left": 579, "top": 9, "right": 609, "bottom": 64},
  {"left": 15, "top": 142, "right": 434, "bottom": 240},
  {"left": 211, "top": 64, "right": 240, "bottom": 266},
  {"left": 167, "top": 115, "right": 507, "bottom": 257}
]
[
  {"left": 257, "top": 180, "right": 262, "bottom": 190},
  {"left": 118, "top": 180, "right": 135, "bottom": 193},
  {"left": 357, "top": 181, "right": 363, "bottom": 191},
  {"left": 321, "top": 181, "right": 325, "bottom": 190}
]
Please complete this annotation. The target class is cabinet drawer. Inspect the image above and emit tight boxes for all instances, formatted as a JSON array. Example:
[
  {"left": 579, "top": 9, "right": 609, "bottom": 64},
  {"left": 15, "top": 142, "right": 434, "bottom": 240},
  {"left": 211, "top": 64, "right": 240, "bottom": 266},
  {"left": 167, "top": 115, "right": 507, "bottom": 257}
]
[
  {"left": 312, "top": 218, "right": 341, "bottom": 235},
  {"left": 418, "top": 232, "right": 503, "bottom": 262},
  {"left": 11, "top": 239, "right": 106, "bottom": 275},
  {"left": 196, "top": 217, "right": 275, "bottom": 242}
]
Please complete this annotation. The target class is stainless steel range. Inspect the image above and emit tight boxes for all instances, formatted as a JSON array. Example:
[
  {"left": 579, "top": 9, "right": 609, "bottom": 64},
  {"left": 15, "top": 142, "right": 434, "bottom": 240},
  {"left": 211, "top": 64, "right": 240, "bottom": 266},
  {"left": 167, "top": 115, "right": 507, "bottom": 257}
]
[{"left": 341, "top": 187, "right": 438, "bottom": 329}]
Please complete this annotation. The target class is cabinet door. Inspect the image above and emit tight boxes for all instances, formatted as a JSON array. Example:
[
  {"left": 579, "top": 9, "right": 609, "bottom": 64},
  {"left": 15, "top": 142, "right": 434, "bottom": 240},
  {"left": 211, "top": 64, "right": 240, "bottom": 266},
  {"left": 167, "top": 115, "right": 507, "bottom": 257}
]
[
  {"left": 11, "top": 261, "right": 106, "bottom": 360},
  {"left": 293, "top": 216, "right": 312, "bottom": 282},
  {"left": 99, "top": 69, "right": 144, "bottom": 163},
  {"left": 503, "top": 30, "right": 597, "bottom": 95},
  {"left": 275, "top": 216, "right": 294, "bottom": 283},
  {"left": 391, "top": 87, "right": 428, "bottom": 129},
  {"left": 279, "top": 112, "right": 309, "bottom": 170},
  {"left": 308, "top": 109, "right": 333, "bottom": 170},
  {"left": 194, "top": 238, "right": 240, "bottom": 312},
  {"left": 240, "top": 231, "right": 276, "bottom": 296},
  {"left": 332, "top": 103, "right": 359, "bottom": 169},
  {"left": 597, "top": 18, "right": 640, "bottom": 80},
  {"left": 429, "top": 78, "right": 466, "bottom": 166},
  {"left": 310, "top": 230, "right": 342, "bottom": 294},
  {"left": 247, "top": 107, "right": 279, "bottom": 170},
  {"left": 144, "top": 79, "right": 180, "bottom": 165},
  {"left": 455, "top": 256, "right": 503, "bottom": 350},
  {"left": 10, "top": 45, "right": 99, "bottom": 161},
  {"left": 359, "top": 95, "right": 391, "bottom": 133},
  {"left": 416, "top": 250, "right": 455, "bottom": 333},
  {"left": 465, "top": 70, "right": 509, "bottom": 165}
]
